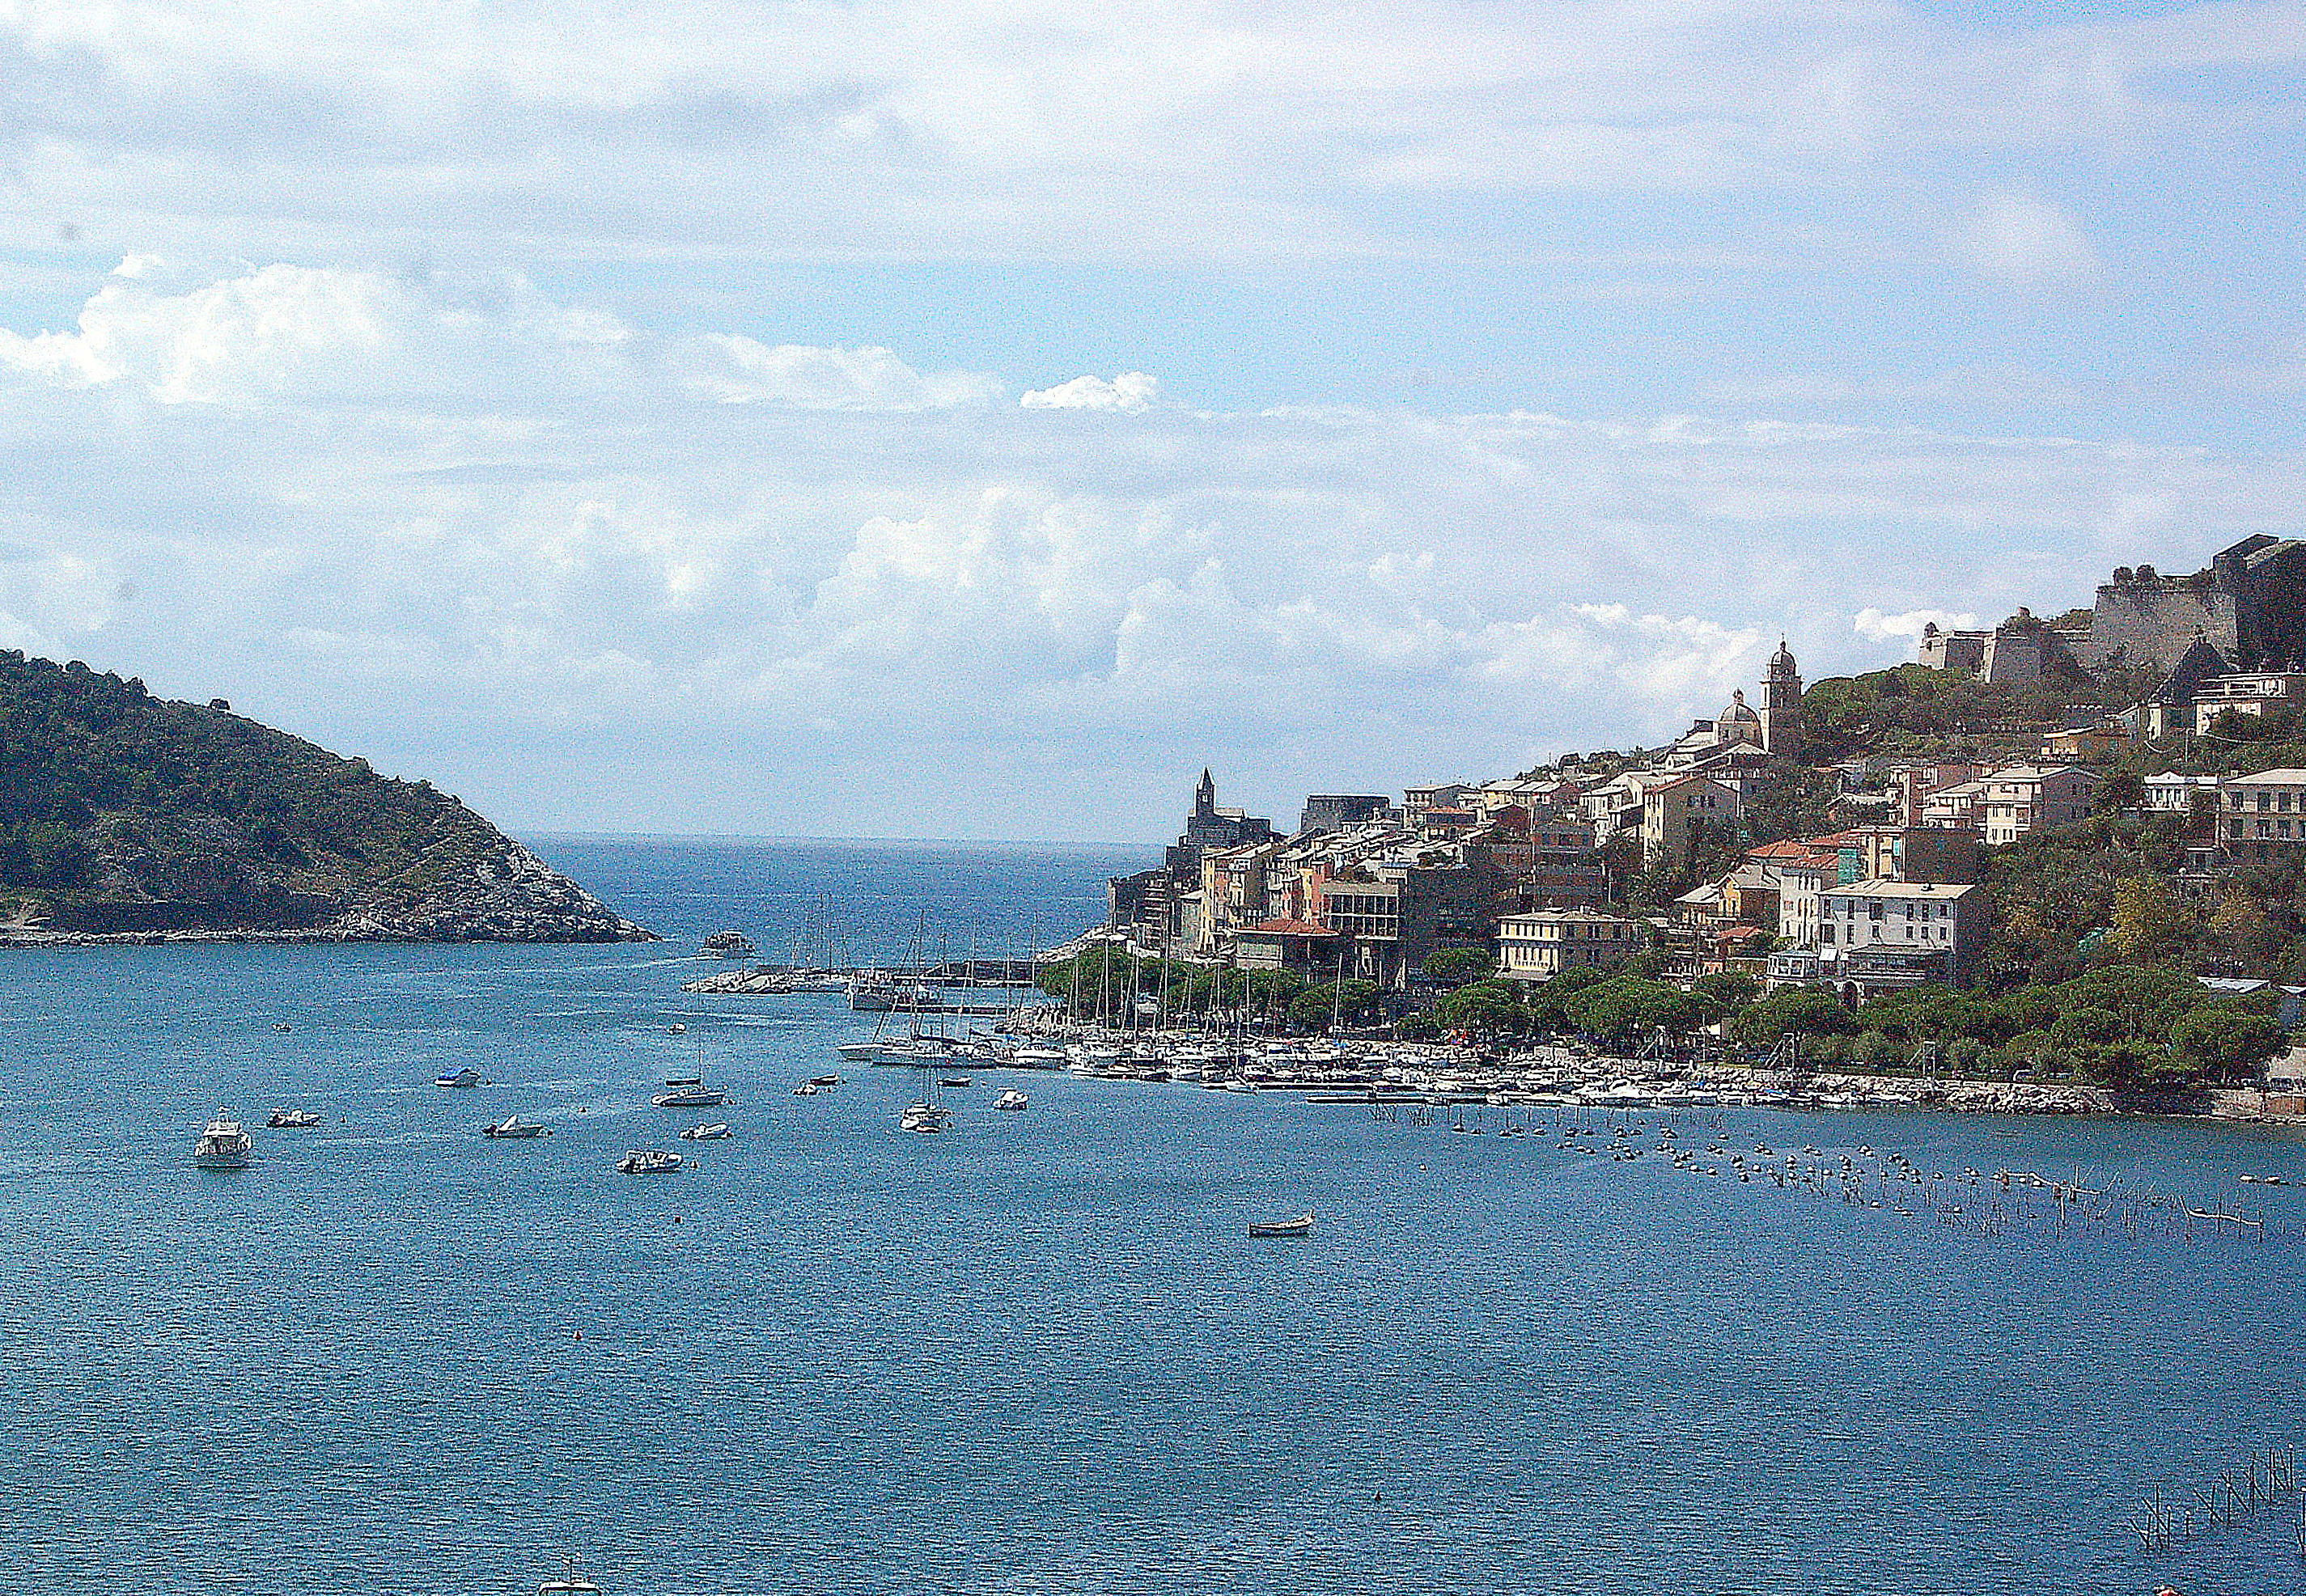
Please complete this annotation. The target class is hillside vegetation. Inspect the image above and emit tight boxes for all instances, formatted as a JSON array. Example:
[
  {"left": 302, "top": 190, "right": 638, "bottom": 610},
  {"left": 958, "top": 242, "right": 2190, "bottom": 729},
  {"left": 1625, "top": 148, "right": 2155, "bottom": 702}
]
[{"left": 0, "top": 650, "right": 646, "bottom": 940}]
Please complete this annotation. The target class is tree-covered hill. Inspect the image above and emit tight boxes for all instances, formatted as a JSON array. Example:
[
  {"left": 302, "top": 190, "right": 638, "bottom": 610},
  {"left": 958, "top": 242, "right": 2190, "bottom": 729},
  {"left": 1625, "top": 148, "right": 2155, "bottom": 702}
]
[{"left": 0, "top": 650, "right": 649, "bottom": 940}]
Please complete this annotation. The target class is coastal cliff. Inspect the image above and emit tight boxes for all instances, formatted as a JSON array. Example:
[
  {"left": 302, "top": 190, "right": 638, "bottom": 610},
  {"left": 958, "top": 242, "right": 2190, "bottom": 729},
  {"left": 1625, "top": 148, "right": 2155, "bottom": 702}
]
[{"left": 0, "top": 650, "right": 651, "bottom": 944}]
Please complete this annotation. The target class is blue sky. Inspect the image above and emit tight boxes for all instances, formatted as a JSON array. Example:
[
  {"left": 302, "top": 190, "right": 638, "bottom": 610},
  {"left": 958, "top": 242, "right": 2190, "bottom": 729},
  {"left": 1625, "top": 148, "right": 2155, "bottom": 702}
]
[{"left": 1, "top": 0, "right": 2303, "bottom": 841}]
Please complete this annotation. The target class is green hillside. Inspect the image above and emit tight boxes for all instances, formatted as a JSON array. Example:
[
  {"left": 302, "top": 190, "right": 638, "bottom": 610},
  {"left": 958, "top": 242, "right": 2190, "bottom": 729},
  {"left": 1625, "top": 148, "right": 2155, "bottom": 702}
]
[{"left": 0, "top": 650, "right": 646, "bottom": 940}]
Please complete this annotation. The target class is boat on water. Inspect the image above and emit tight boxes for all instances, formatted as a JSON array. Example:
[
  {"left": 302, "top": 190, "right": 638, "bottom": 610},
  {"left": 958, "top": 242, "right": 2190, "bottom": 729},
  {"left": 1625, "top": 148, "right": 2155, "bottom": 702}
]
[
  {"left": 899, "top": 1100, "right": 952, "bottom": 1134},
  {"left": 939, "top": 1076, "right": 973, "bottom": 1089},
  {"left": 809, "top": 1073, "right": 842, "bottom": 1087},
  {"left": 616, "top": 1149, "right": 685, "bottom": 1174},
  {"left": 193, "top": 1115, "right": 252, "bottom": 1169},
  {"left": 651, "top": 1077, "right": 728, "bottom": 1108},
  {"left": 482, "top": 1116, "right": 551, "bottom": 1139},
  {"left": 994, "top": 1089, "right": 1028, "bottom": 1111},
  {"left": 265, "top": 1107, "right": 320, "bottom": 1128},
  {"left": 1012, "top": 1046, "right": 1066, "bottom": 1068},
  {"left": 1248, "top": 1213, "right": 1313, "bottom": 1238},
  {"left": 792, "top": 1082, "right": 821, "bottom": 1095},
  {"left": 435, "top": 1066, "right": 484, "bottom": 1088},
  {"left": 539, "top": 1556, "right": 601, "bottom": 1595},
  {"left": 668, "top": 1022, "right": 686, "bottom": 1035},
  {"left": 701, "top": 929, "right": 756, "bottom": 958},
  {"left": 834, "top": 1040, "right": 881, "bottom": 1061},
  {"left": 680, "top": 1122, "right": 731, "bottom": 1141}
]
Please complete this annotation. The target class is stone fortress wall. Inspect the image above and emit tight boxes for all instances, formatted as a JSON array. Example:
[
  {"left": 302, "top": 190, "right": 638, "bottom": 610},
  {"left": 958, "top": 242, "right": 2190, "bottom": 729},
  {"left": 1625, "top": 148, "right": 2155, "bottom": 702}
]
[{"left": 2076, "top": 536, "right": 2306, "bottom": 678}]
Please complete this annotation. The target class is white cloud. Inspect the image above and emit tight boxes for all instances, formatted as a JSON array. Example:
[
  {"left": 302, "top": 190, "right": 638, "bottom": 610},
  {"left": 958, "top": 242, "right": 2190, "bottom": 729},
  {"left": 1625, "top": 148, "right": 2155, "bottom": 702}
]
[
  {"left": 1962, "top": 193, "right": 2105, "bottom": 288},
  {"left": 6, "top": 257, "right": 2306, "bottom": 838},
  {"left": 676, "top": 336, "right": 999, "bottom": 410},
  {"left": 1020, "top": 373, "right": 1162, "bottom": 412},
  {"left": 1854, "top": 607, "right": 1983, "bottom": 644}
]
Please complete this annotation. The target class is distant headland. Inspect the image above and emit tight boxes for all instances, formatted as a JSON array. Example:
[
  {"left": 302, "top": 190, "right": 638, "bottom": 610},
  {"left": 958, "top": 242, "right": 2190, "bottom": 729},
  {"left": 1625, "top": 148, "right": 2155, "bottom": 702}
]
[{"left": 0, "top": 650, "right": 651, "bottom": 945}]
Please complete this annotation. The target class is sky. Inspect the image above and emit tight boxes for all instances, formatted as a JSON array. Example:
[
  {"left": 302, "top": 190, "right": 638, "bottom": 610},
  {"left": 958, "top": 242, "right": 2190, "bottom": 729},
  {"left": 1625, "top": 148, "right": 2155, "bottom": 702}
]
[{"left": 2, "top": 0, "right": 2304, "bottom": 844}]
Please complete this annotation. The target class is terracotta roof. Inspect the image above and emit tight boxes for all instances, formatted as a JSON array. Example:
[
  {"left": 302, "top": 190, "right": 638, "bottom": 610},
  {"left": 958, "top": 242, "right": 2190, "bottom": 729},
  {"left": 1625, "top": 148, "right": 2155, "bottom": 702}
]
[{"left": 1746, "top": 840, "right": 1814, "bottom": 859}]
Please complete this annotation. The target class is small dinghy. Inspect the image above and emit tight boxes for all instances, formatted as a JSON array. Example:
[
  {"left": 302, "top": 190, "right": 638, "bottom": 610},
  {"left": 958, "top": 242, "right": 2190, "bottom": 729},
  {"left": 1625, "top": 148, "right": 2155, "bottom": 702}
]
[
  {"left": 680, "top": 1122, "right": 731, "bottom": 1141},
  {"left": 1247, "top": 1213, "right": 1313, "bottom": 1238},
  {"left": 435, "top": 1066, "right": 484, "bottom": 1089},
  {"left": 266, "top": 1108, "right": 321, "bottom": 1128},
  {"left": 482, "top": 1116, "right": 550, "bottom": 1139},
  {"left": 994, "top": 1090, "right": 1028, "bottom": 1111},
  {"left": 616, "top": 1149, "right": 685, "bottom": 1174}
]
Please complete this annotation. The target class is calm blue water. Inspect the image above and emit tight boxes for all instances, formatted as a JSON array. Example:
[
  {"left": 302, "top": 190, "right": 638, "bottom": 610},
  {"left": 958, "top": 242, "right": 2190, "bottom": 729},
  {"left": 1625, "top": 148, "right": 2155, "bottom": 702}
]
[{"left": 2, "top": 840, "right": 2304, "bottom": 1596}]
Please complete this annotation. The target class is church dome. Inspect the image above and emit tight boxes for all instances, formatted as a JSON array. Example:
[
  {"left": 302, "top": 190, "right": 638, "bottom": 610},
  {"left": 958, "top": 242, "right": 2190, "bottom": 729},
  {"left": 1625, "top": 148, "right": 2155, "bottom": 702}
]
[
  {"left": 1720, "top": 688, "right": 1761, "bottom": 725},
  {"left": 1768, "top": 640, "right": 1798, "bottom": 671}
]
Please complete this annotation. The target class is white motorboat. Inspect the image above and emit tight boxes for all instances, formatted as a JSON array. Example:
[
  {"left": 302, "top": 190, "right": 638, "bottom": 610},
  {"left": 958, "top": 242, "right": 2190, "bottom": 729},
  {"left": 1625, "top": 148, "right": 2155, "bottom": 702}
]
[
  {"left": 680, "top": 1122, "right": 731, "bottom": 1141},
  {"left": 1248, "top": 1213, "right": 1314, "bottom": 1238},
  {"left": 193, "top": 1115, "right": 252, "bottom": 1169},
  {"left": 1012, "top": 1046, "right": 1066, "bottom": 1068},
  {"left": 616, "top": 1149, "right": 685, "bottom": 1174},
  {"left": 792, "top": 1082, "right": 821, "bottom": 1095},
  {"left": 539, "top": 1556, "right": 602, "bottom": 1595},
  {"left": 651, "top": 1077, "right": 728, "bottom": 1108},
  {"left": 994, "top": 1090, "right": 1028, "bottom": 1111},
  {"left": 435, "top": 1066, "right": 484, "bottom": 1088},
  {"left": 834, "top": 1040, "right": 881, "bottom": 1061},
  {"left": 701, "top": 929, "right": 756, "bottom": 958},
  {"left": 482, "top": 1116, "right": 551, "bottom": 1139},
  {"left": 266, "top": 1107, "right": 320, "bottom": 1128}
]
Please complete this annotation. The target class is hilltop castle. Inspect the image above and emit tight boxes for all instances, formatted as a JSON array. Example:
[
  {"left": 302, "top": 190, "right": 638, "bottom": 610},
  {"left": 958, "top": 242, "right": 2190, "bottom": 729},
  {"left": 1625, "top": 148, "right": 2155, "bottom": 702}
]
[{"left": 1920, "top": 535, "right": 2306, "bottom": 686}]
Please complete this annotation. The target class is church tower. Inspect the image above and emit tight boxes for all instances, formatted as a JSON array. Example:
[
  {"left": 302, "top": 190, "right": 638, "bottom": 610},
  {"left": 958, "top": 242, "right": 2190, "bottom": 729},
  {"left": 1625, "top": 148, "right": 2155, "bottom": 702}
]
[
  {"left": 1762, "top": 642, "right": 1802, "bottom": 757},
  {"left": 1194, "top": 768, "right": 1217, "bottom": 819}
]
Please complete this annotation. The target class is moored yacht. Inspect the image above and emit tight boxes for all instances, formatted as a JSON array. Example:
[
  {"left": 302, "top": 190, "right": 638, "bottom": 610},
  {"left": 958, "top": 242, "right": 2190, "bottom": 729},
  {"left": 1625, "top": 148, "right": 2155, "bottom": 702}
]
[
  {"left": 435, "top": 1066, "right": 484, "bottom": 1089},
  {"left": 482, "top": 1116, "right": 550, "bottom": 1139},
  {"left": 834, "top": 1040, "right": 881, "bottom": 1061},
  {"left": 898, "top": 1100, "right": 952, "bottom": 1133},
  {"left": 679, "top": 1122, "right": 731, "bottom": 1141},
  {"left": 193, "top": 1115, "right": 252, "bottom": 1169},
  {"left": 651, "top": 1077, "right": 727, "bottom": 1108},
  {"left": 993, "top": 1089, "right": 1028, "bottom": 1111},
  {"left": 616, "top": 1148, "right": 685, "bottom": 1174}
]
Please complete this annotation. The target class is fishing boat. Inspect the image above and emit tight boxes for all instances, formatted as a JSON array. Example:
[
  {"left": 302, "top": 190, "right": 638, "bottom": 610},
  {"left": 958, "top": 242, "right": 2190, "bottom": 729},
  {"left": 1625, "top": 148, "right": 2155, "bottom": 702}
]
[
  {"left": 539, "top": 1556, "right": 602, "bottom": 1595},
  {"left": 265, "top": 1107, "right": 320, "bottom": 1128},
  {"left": 435, "top": 1066, "right": 484, "bottom": 1088},
  {"left": 193, "top": 1115, "right": 252, "bottom": 1169},
  {"left": 482, "top": 1116, "right": 550, "bottom": 1139},
  {"left": 616, "top": 1149, "right": 685, "bottom": 1174},
  {"left": 1247, "top": 1213, "right": 1313, "bottom": 1238},
  {"left": 679, "top": 1122, "right": 731, "bottom": 1141},
  {"left": 651, "top": 1077, "right": 727, "bottom": 1108},
  {"left": 994, "top": 1089, "right": 1028, "bottom": 1111}
]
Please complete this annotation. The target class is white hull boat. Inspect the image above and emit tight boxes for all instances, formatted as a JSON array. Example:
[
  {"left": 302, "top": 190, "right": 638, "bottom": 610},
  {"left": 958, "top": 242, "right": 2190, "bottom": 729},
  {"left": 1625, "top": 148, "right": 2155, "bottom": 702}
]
[{"left": 193, "top": 1115, "right": 252, "bottom": 1169}]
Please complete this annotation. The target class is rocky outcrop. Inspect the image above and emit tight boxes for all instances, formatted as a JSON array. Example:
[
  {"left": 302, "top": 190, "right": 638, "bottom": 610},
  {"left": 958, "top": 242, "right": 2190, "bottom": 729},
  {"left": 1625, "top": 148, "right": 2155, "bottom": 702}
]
[{"left": 321, "top": 841, "right": 651, "bottom": 942}]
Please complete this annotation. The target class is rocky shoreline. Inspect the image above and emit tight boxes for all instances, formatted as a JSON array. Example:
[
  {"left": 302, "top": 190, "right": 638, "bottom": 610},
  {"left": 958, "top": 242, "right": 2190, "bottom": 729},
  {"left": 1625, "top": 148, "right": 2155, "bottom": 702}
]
[
  {"left": 1697, "top": 1065, "right": 2115, "bottom": 1115},
  {"left": 0, "top": 842, "right": 653, "bottom": 946}
]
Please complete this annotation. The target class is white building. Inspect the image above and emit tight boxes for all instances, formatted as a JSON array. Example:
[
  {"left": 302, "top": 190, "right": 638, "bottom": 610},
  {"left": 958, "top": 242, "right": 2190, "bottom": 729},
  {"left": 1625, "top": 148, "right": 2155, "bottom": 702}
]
[
  {"left": 2219, "top": 769, "right": 2306, "bottom": 866},
  {"left": 1817, "top": 880, "right": 1988, "bottom": 989},
  {"left": 1981, "top": 765, "right": 2094, "bottom": 845}
]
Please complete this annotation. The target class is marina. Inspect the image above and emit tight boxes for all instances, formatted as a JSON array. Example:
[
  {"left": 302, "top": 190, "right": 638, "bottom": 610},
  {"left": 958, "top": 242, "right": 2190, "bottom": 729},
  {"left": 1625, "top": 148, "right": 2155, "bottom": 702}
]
[{"left": 6, "top": 839, "right": 2304, "bottom": 1595}]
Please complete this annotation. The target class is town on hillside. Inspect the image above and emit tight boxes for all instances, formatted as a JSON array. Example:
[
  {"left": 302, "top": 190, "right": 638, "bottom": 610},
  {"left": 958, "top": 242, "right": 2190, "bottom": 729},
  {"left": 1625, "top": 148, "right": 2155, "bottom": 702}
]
[{"left": 1087, "top": 536, "right": 2306, "bottom": 1099}]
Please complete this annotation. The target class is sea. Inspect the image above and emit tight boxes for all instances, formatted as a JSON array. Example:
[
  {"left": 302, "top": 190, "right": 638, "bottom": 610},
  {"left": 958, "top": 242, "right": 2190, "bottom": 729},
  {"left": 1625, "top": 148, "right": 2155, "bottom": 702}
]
[{"left": 2, "top": 836, "right": 2303, "bottom": 1596}]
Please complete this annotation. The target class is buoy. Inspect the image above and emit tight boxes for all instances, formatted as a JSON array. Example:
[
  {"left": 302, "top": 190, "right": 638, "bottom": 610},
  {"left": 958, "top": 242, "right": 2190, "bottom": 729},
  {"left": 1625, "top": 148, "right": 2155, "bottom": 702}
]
[{"left": 573, "top": 1329, "right": 582, "bottom": 1341}]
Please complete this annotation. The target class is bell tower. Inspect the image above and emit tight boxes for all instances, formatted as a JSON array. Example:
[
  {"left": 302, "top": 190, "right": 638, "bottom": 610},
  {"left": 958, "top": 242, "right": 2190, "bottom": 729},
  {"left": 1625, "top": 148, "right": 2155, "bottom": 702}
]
[{"left": 1762, "top": 642, "right": 1802, "bottom": 757}]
